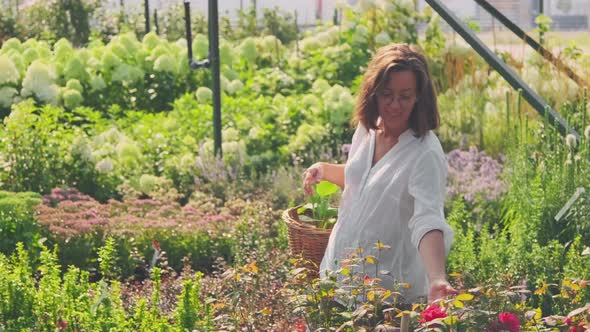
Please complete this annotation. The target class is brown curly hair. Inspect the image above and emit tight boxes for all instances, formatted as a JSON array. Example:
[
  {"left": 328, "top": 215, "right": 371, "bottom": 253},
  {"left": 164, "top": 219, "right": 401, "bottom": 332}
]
[{"left": 352, "top": 43, "right": 439, "bottom": 138}]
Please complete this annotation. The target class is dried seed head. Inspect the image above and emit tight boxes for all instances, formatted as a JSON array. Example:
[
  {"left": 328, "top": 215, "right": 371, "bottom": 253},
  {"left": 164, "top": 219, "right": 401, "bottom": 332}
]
[{"left": 565, "top": 134, "right": 578, "bottom": 148}]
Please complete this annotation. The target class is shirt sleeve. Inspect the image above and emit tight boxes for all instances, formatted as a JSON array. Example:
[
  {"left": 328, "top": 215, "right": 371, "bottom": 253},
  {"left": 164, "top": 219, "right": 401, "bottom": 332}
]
[{"left": 407, "top": 149, "right": 454, "bottom": 255}]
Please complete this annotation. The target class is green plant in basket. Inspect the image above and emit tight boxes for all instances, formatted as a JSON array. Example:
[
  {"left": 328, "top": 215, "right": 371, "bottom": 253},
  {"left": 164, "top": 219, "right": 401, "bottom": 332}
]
[{"left": 297, "top": 181, "right": 339, "bottom": 229}]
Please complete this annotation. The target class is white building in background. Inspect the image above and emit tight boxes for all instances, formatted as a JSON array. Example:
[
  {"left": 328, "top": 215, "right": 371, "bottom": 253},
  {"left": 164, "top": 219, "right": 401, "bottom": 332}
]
[
  {"left": 104, "top": 0, "right": 589, "bottom": 31},
  {"left": 103, "top": 0, "right": 346, "bottom": 26}
]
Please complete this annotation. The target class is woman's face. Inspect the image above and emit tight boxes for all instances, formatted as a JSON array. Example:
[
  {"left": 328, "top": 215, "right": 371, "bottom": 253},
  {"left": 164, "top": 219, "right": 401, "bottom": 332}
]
[{"left": 375, "top": 70, "right": 417, "bottom": 133}]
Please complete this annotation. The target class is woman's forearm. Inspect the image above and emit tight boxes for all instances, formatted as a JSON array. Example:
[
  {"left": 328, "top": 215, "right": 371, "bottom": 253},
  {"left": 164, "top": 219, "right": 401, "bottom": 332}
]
[
  {"left": 418, "top": 230, "right": 447, "bottom": 282},
  {"left": 320, "top": 163, "right": 346, "bottom": 189}
]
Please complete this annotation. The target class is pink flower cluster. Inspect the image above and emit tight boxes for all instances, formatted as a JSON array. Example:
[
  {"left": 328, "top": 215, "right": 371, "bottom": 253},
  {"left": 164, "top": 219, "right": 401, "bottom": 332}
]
[
  {"left": 447, "top": 147, "right": 506, "bottom": 203},
  {"left": 36, "top": 187, "right": 236, "bottom": 239}
]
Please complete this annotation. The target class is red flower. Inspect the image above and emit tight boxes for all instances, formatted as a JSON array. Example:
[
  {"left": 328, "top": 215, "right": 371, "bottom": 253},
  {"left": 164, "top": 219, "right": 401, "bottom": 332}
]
[
  {"left": 293, "top": 317, "right": 307, "bottom": 332},
  {"left": 55, "top": 319, "right": 67, "bottom": 329},
  {"left": 495, "top": 312, "right": 520, "bottom": 332},
  {"left": 419, "top": 303, "right": 447, "bottom": 324}
]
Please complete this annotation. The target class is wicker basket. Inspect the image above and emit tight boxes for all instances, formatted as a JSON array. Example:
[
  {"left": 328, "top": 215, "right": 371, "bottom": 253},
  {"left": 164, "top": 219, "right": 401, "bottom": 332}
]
[{"left": 282, "top": 206, "right": 333, "bottom": 273}]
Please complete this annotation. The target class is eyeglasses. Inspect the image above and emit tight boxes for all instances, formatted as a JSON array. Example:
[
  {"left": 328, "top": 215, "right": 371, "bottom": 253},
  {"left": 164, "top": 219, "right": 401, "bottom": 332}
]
[{"left": 373, "top": 91, "right": 416, "bottom": 107}]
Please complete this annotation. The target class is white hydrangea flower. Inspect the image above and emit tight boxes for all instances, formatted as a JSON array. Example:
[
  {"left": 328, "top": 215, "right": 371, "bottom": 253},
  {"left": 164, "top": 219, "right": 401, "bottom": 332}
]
[
  {"left": 226, "top": 80, "right": 244, "bottom": 95},
  {"left": 322, "top": 84, "right": 349, "bottom": 103},
  {"left": 21, "top": 61, "right": 59, "bottom": 104},
  {"left": 179, "top": 153, "right": 196, "bottom": 170},
  {"left": 110, "top": 42, "right": 129, "bottom": 60},
  {"left": 182, "top": 135, "right": 197, "bottom": 146},
  {"left": 70, "top": 136, "right": 93, "bottom": 162},
  {"left": 6, "top": 51, "right": 25, "bottom": 76},
  {"left": 287, "top": 123, "right": 327, "bottom": 153},
  {"left": 112, "top": 64, "right": 144, "bottom": 83},
  {"left": 377, "top": 0, "right": 396, "bottom": 12},
  {"left": 36, "top": 42, "right": 52, "bottom": 59},
  {"left": 150, "top": 45, "right": 169, "bottom": 61},
  {"left": 220, "top": 75, "right": 230, "bottom": 92},
  {"left": 103, "top": 127, "right": 122, "bottom": 144},
  {"left": 196, "top": 87, "right": 212, "bottom": 104},
  {"left": 142, "top": 32, "right": 161, "bottom": 50},
  {"left": 248, "top": 127, "right": 262, "bottom": 139},
  {"left": 312, "top": 79, "right": 331, "bottom": 94},
  {"left": 22, "top": 48, "right": 40, "bottom": 66},
  {"left": 301, "top": 37, "right": 321, "bottom": 53},
  {"left": 62, "top": 89, "right": 83, "bottom": 109},
  {"left": 261, "top": 35, "right": 281, "bottom": 53},
  {"left": 352, "top": 25, "right": 369, "bottom": 44},
  {"left": 0, "top": 86, "right": 17, "bottom": 108},
  {"left": 315, "top": 32, "right": 332, "bottom": 47},
  {"left": 119, "top": 33, "right": 139, "bottom": 54},
  {"left": 163, "top": 117, "right": 179, "bottom": 131},
  {"left": 375, "top": 31, "right": 391, "bottom": 45},
  {"left": 236, "top": 117, "right": 251, "bottom": 131},
  {"left": 64, "top": 57, "right": 89, "bottom": 82},
  {"left": 222, "top": 66, "right": 239, "bottom": 81},
  {"left": 154, "top": 54, "right": 178, "bottom": 73},
  {"left": 201, "top": 139, "right": 214, "bottom": 155},
  {"left": 192, "top": 34, "right": 209, "bottom": 60},
  {"left": 585, "top": 125, "right": 590, "bottom": 139},
  {"left": 66, "top": 79, "right": 83, "bottom": 93},
  {"left": 0, "top": 55, "right": 20, "bottom": 85},
  {"left": 239, "top": 37, "right": 257, "bottom": 65},
  {"left": 222, "top": 141, "right": 240, "bottom": 155},
  {"left": 96, "top": 158, "right": 114, "bottom": 173},
  {"left": 138, "top": 174, "right": 160, "bottom": 193},
  {"left": 116, "top": 140, "right": 141, "bottom": 160},
  {"left": 1, "top": 38, "right": 22, "bottom": 53},
  {"left": 219, "top": 42, "right": 234, "bottom": 66},
  {"left": 101, "top": 51, "right": 122, "bottom": 69},
  {"left": 398, "top": 0, "right": 415, "bottom": 10},
  {"left": 222, "top": 127, "right": 240, "bottom": 142},
  {"left": 89, "top": 75, "right": 106, "bottom": 92},
  {"left": 54, "top": 38, "right": 73, "bottom": 59},
  {"left": 302, "top": 94, "right": 321, "bottom": 110}
]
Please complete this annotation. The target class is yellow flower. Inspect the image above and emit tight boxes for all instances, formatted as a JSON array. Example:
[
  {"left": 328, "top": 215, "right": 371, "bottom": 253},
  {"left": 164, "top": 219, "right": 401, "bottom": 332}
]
[{"left": 374, "top": 241, "right": 391, "bottom": 250}]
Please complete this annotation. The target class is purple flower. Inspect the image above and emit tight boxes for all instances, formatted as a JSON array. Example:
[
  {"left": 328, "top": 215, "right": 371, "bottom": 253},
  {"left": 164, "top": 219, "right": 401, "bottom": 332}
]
[{"left": 446, "top": 147, "right": 506, "bottom": 203}]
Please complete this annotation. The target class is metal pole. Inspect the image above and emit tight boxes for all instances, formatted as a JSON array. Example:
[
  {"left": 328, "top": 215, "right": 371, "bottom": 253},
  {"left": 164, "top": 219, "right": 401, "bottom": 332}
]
[
  {"left": 475, "top": 0, "right": 589, "bottom": 90},
  {"left": 425, "top": 0, "right": 579, "bottom": 140},
  {"left": 144, "top": 0, "right": 150, "bottom": 34},
  {"left": 210, "top": 0, "right": 222, "bottom": 157},
  {"left": 154, "top": 9, "right": 159, "bottom": 35},
  {"left": 539, "top": 0, "right": 545, "bottom": 45},
  {"left": 539, "top": 0, "right": 544, "bottom": 45},
  {"left": 184, "top": 1, "right": 193, "bottom": 66}
]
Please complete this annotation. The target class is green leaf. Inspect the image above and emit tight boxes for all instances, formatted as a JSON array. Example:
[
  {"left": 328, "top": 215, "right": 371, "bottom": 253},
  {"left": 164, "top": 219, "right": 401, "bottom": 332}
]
[
  {"left": 298, "top": 215, "right": 318, "bottom": 223},
  {"left": 316, "top": 181, "right": 339, "bottom": 197}
]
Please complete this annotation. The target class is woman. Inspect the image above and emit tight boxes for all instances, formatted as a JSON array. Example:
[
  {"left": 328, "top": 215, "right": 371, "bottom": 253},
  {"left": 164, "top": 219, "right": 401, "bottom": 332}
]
[{"left": 302, "top": 43, "right": 456, "bottom": 304}]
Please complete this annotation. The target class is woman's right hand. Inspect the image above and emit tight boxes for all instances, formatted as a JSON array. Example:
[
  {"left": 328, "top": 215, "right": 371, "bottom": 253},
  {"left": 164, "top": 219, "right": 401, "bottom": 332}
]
[{"left": 302, "top": 162, "right": 324, "bottom": 196}]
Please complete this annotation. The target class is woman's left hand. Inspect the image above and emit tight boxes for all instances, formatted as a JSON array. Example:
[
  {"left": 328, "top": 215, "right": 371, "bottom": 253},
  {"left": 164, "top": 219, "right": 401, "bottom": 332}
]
[{"left": 428, "top": 278, "right": 458, "bottom": 303}]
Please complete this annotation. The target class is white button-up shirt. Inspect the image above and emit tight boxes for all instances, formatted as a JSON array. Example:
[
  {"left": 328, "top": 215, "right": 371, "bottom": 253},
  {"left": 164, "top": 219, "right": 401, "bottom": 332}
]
[{"left": 319, "top": 124, "right": 454, "bottom": 303}]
